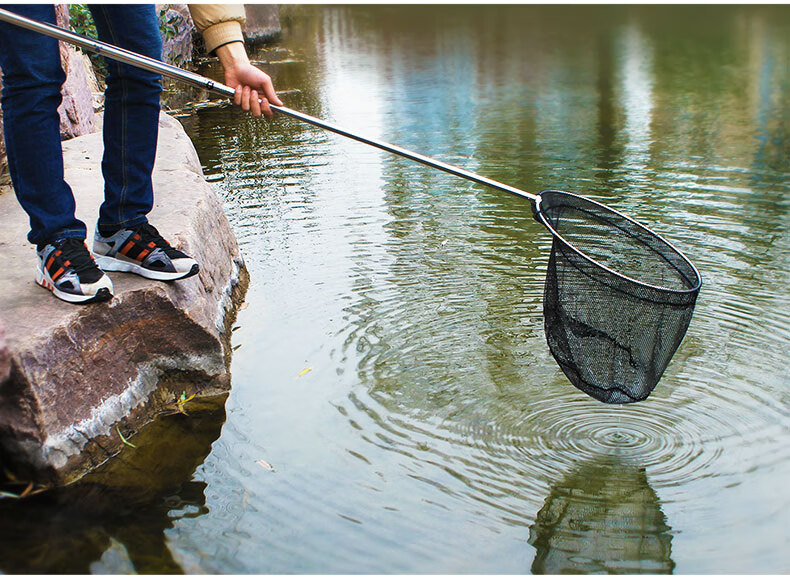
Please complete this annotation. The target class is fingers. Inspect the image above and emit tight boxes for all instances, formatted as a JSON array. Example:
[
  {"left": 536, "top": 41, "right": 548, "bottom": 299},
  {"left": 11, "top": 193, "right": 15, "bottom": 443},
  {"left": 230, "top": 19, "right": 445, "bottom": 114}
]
[
  {"left": 257, "top": 92, "right": 274, "bottom": 119},
  {"left": 230, "top": 71, "right": 280, "bottom": 118},
  {"left": 261, "top": 75, "right": 283, "bottom": 107},
  {"left": 250, "top": 90, "right": 261, "bottom": 117},
  {"left": 232, "top": 87, "right": 274, "bottom": 119},
  {"left": 243, "top": 85, "right": 253, "bottom": 112}
]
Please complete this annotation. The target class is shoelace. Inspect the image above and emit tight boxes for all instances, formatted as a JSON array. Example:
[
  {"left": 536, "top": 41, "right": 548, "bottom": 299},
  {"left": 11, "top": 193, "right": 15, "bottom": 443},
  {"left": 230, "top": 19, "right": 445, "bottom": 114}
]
[
  {"left": 58, "top": 238, "right": 100, "bottom": 274},
  {"left": 131, "top": 223, "right": 182, "bottom": 258}
]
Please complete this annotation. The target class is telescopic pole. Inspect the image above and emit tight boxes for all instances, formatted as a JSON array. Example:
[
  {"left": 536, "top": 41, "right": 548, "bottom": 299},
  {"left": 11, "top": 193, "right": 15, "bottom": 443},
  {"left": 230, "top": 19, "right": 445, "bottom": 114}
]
[{"left": 0, "top": 7, "right": 539, "bottom": 203}]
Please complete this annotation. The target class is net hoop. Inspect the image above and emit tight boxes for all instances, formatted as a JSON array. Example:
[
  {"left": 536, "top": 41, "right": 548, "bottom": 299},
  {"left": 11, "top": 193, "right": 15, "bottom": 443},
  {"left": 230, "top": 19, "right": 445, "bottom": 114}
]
[{"left": 535, "top": 190, "right": 702, "bottom": 295}]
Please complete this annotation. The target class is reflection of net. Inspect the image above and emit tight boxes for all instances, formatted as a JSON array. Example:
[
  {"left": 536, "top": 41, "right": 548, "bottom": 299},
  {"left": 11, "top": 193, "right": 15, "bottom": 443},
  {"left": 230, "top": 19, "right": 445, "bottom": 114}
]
[
  {"left": 528, "top": 458, "right": 675, "bottom": 574},
  {"left": 537, "top": 191, "right": 701, "bottom": 403}
]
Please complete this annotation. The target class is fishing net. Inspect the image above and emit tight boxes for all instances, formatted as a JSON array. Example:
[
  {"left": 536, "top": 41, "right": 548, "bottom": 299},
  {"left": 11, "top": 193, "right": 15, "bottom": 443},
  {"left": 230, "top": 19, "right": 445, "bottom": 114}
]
[{"left": 535, "top": 190, "right": 701, "bottom": 404}]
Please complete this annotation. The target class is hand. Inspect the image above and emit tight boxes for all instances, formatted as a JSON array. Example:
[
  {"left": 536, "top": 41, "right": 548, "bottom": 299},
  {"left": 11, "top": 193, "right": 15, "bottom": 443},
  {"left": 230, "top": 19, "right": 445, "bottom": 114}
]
[{"left": 215, "top": 41, "right": 283, "bottom": 118}]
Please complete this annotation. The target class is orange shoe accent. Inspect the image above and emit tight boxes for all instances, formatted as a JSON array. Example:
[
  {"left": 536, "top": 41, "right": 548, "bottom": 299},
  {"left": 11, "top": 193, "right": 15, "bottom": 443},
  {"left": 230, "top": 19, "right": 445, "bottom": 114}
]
[{"left": 121, "top": 240, "right": 136, "bottom": 255}]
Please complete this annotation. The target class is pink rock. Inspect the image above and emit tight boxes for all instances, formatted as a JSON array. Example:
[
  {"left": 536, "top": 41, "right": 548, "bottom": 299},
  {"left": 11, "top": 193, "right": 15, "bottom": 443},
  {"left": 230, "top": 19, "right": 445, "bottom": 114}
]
[
  {"left": 244, "top": 5, "right": 281, "bottom": 44},
  {"left": 0, "top": 75, "right": 7, "bottom": 187},
  {"left": 158, "top": 4, "right": 195, "bottom": 67},
  {"left": 0, "top": 321, "right": 10, "bottom": 386},
  {"left": 56, "top": 4, "right": 98, "bottom": 139}
]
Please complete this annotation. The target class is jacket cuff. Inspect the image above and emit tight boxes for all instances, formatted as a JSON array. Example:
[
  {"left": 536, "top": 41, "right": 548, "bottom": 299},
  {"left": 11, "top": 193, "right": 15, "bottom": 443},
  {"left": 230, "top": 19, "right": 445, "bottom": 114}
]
[{"left": 202, "top": 21, "right": 245, "bottom": 54}]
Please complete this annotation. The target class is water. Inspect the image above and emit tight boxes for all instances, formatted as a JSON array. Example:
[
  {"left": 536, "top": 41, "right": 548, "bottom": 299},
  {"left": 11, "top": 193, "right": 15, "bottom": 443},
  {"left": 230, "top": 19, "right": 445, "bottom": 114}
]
[{"left": 1, "top": 5, "right": 788, "bottom": 574}]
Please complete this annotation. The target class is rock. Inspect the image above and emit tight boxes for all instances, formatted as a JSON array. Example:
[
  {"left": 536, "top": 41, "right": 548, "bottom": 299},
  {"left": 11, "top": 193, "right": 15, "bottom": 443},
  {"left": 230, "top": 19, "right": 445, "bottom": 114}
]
[
  {"left": 0, "top": 321, "right": 9, "bottom": 386},
  {"left": 244, "top": 4, "right": 281, "bottom": 44},
  {"left": 55, "top": 4, "right": 99, "bottom": 139},
  {"left": 158, "top": 4, "right": 194, "bottom": 67},
  {"left": 0, "top": 7, "right": 100, "bottom": 186},
  {"left": 0, "top": 112, "right": 248, "bottom": 485},
  {"left": 0, "top": 75, "right": 7, "bottom": 188}
]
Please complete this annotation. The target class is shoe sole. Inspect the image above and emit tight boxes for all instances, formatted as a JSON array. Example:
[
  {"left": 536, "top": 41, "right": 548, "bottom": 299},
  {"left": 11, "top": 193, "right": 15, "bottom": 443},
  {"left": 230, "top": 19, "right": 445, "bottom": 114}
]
[
  {"left": 94, "top": 254, "right": 200, "bottom": 281},
  {"left": 36, "top": 268, "right": 113, "bottom": 304}
]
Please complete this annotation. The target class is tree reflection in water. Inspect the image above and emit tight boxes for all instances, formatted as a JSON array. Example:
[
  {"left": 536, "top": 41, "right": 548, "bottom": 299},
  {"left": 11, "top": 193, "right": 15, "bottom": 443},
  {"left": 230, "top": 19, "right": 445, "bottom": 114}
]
[
  {"left": 0, "top": 395, "right": 226, "bottom": 574},
  {"left": 529, "top": 454, "right": 674, "bottom": 574}
]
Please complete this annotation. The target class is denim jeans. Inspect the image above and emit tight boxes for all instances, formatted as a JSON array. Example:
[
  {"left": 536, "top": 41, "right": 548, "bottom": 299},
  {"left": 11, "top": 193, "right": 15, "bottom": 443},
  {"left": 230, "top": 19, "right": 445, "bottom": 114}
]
[{"left": 0, "top": 4, "right": 162, "bottom": 245}]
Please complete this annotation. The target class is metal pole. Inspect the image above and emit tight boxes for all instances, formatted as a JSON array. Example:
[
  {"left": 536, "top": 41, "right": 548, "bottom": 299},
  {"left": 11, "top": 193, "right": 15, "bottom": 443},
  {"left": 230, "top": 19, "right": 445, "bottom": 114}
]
[{"left": 0, "top": 7, "right": 539, "bottom": 203}]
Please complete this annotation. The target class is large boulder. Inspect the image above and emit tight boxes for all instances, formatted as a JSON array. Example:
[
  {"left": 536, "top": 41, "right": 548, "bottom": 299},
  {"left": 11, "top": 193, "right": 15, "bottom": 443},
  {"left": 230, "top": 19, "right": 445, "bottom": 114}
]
[
  {"left": 158, "top": 4, "right": 195, "bottom": 67},
  {"left": 244, "top": 4, "right": 281, "bottom": 44},
  {"left": 0, "top": 6, "right": 100, "bottom": 187},
  {"left": 0, "top": 112, "right": 248, "bottom": 485},
  {"left": 0, "top": 75, "right": 6, "bottom": 187},
  {"left": 0, "top": 322, "right": 9, "bottom": 387},
  {"left": 55, "top": 4, "right": 100, "bottom": 139}
]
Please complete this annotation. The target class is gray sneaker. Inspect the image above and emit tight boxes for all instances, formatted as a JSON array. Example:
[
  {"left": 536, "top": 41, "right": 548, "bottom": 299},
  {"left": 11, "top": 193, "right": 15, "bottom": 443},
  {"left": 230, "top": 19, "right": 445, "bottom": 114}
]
[
  {"left": 93, "top": 223, "right": 199, "bottom": 281},
  {"left": 36, "top": 237, "right": 114, "bottom": 304}
]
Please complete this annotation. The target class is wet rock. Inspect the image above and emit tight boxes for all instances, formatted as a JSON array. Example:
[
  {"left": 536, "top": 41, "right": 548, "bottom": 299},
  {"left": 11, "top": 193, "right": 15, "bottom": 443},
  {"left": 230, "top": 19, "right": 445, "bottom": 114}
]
[
  {"left": 244, "top": 4, "right": 281, "bottom": 44},
  {"left": 0, "top": 112, "right": 248, "bottom": 485}
]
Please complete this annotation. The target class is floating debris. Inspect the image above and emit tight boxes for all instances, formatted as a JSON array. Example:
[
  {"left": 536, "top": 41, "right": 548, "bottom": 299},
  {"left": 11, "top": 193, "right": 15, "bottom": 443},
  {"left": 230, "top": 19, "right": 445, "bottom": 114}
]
[
  {"left": 250, "top": 59, "right": 304, "bottom": 66},
  {"left": 169, "top": 99, "right": 232, "bottom": 117},
  {"left": 298, "top": 367, "right": 312, "bottom": 377},
  {"left": 256, "top": 459, "right": 275, "bottom": 472},
  {"left": 19, "top": 482, "right": 33, "bottom": 499},
  {"left": 117, "top": 427, "right": 137, "bottom": 448}
]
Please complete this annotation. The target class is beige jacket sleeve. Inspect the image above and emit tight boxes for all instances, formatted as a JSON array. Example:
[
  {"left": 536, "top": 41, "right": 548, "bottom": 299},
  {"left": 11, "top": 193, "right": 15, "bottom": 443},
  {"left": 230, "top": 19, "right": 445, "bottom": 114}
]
[{"left": 188, "top": 4, "right": 246, "bottom": 54}]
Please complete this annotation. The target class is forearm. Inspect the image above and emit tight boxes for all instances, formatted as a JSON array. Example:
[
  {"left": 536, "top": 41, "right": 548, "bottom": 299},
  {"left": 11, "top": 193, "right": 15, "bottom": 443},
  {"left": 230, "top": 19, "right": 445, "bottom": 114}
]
[
  {"left": 187, "top": 4, "right": 245, "bottom": 54},
  {"left": 215, "top": 41, "right": 250, "bottom": 71}
]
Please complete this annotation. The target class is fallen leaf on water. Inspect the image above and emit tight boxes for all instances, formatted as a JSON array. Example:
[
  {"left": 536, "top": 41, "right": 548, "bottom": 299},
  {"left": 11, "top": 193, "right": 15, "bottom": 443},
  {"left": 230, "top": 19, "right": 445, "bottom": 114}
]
[
  {"left": 256, "top": 459, "right": 275, "bottom": 472},
  {"left": 117, "top": 427, "right": 137, "bottom": 448},
  {"left": 298, "top": 367, "right": 312, "bottom": 377},
  {"left": 19, "top": 482, "right": 33, "bottom": 499},
  {"left": 179, "top": 391, "right": 195, "bottom": 404}
]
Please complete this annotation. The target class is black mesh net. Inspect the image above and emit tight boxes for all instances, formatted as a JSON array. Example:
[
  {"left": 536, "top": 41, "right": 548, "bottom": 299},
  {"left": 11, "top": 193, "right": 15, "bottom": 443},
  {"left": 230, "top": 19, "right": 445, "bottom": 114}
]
[{"left": 535, "top": 190, "right": 701, "bottom": 404}]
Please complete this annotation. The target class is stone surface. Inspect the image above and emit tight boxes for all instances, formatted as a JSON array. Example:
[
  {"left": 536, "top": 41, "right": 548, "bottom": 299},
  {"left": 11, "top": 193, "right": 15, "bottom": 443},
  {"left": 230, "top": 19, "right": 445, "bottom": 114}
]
[
  {"left": 158, "top": 4, "right": 195, "bottom": 67},
  {"left": 55, "top": 4, "right": 99, "bottom": 139},
  {"left": 244, "top": 4, "right": 281, "bottom": 44},
  {"left": 0, "top": 112, "right": 248, "bottom": 485},
  {"left": 0, "top": 322, "right": 9, "bottom": 386},
  {"left": 0, "top": 75, "right": 6, "bottom": 187},
  {"left": 0, "top": 6, "right": 100, "bottom": 186}
]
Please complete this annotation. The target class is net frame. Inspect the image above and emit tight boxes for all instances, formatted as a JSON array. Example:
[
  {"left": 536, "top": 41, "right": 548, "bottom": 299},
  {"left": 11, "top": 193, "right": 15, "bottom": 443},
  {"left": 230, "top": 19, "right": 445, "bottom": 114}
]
[{"left": 534, "top": 190, "right": 702, "bottom": 403}]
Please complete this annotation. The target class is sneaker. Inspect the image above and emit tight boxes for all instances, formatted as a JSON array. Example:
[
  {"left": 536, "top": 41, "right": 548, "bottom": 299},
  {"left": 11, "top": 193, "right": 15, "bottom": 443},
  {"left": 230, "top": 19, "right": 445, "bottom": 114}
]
[
  {"left": 92, "top": 223, "right": 199, "bottom": 281},
  {"left": 36, "top": 238, "right": 114, "bottom": 304}
]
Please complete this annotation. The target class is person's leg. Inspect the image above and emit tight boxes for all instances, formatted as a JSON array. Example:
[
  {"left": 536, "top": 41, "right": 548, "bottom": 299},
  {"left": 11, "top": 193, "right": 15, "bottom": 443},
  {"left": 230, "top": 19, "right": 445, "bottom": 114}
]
[
  {"left": 88, "top": 4, "right": 163, "bottom": 233},
  {"left": 0, "top": 4, "right": 87, "bottom": 245},
  {"left": 0, "top": 5, "right": 111, "bottom": 303},
  {"left": 88, "top": 5, "right": 198, "bottom": 281}
]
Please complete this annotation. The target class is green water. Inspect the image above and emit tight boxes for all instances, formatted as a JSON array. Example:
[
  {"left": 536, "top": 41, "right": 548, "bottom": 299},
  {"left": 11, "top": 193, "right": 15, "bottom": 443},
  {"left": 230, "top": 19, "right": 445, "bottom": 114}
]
[{"left": 1, "top": 5, "right": 788, "bottom": 574}]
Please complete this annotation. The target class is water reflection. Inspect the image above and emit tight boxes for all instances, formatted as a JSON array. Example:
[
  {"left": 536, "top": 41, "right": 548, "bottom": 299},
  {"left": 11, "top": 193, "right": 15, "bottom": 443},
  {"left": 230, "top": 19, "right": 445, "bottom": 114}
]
[
  {"left": 529, "top": 454, "right": 674, "bottom": 574},
  {"left": 91, "top": 4, "right": 789, "bottom": 573},
  {"left": 0, "top": 398, "right": 226, "bottom": 574}
]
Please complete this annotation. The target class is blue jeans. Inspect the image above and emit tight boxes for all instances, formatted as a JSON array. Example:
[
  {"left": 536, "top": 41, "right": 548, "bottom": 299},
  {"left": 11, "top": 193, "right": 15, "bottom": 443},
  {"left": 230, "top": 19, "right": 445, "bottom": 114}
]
[{"left": 0, "top": 4, "right": 162, "bottom": 245}]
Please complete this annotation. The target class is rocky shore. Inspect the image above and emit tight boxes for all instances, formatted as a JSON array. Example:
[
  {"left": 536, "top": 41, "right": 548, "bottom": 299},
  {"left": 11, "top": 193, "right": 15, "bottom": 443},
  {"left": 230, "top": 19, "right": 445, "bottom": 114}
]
[
  {"left": 0, "top": 113, "right": 249, "bottom": 485},
  {"left": 0, "top": 4, "right": 284, "bottom": 487}
]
